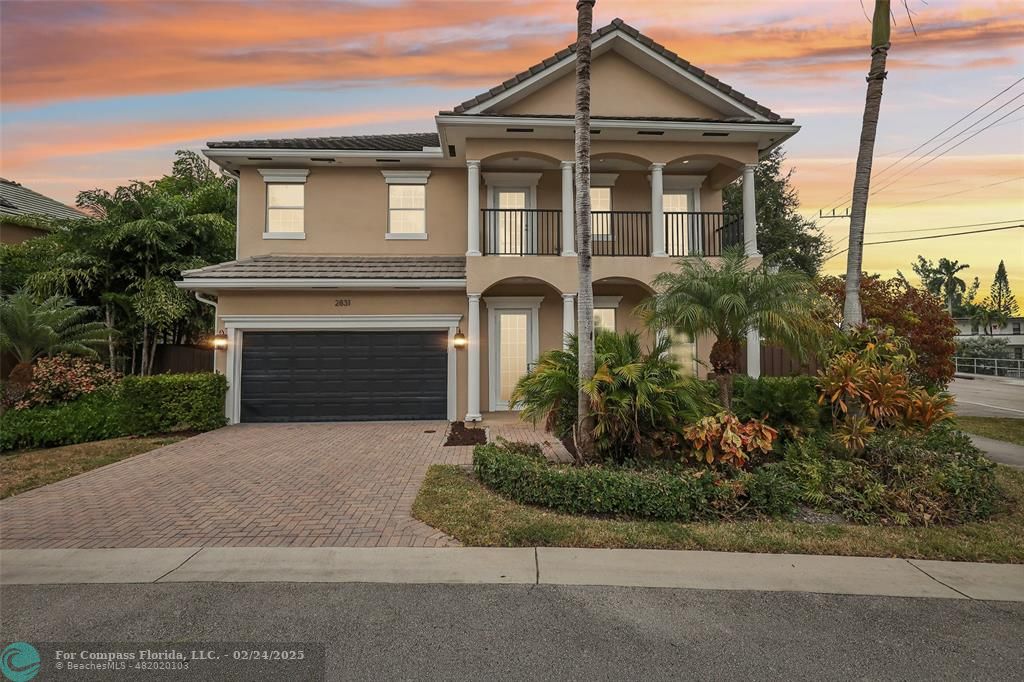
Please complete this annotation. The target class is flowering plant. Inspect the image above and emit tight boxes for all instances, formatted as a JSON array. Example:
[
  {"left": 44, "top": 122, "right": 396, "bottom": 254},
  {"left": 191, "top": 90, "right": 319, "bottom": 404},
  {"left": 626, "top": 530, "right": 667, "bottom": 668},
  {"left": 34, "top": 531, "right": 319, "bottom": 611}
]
[{"left": 9, "top": 354, "right": 120, "bottom": 410}]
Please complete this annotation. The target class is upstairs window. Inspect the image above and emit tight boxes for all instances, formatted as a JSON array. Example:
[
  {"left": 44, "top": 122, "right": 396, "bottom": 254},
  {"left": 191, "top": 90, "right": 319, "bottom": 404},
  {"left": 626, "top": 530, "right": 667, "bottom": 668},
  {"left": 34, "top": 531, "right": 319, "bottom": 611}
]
[
  {"left": 267, "top": 184, "right": 305, "bottom": 233},
  {"left": 383, "top": 170, "right": 430, "bottom": 239},
  {"left": 388, "top": 185, "right": 426, "bottom": 236},
  {"left": 259, "top": 169, "right": 309, "bottom": 239}
]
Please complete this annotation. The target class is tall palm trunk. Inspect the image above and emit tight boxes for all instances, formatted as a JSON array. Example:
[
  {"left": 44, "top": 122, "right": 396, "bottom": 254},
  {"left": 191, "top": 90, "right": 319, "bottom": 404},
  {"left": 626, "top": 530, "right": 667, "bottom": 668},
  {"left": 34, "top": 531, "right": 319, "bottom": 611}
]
[
  {"left": 574, "top": 0, "right": 596, "bottom": 462},
  {"left": 843, "top": 0, "right": 891, "bottom": 330}
]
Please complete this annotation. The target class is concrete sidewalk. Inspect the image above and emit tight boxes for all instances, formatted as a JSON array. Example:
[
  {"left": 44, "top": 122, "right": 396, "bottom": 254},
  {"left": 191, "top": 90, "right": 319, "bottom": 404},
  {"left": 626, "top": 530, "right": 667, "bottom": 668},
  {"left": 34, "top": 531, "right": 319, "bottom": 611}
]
[
  {"left": 1, "top": 547, "right": 1021, "bottom": 601},
  {"left": 971, "top": 434, "right": 1024, "bottom": 470}
]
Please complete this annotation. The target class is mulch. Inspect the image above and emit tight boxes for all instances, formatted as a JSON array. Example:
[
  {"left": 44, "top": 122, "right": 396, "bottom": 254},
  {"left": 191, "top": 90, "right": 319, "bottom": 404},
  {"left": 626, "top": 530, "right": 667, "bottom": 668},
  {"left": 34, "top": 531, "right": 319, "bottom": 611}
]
[{"left": 445, "top": 421, "right": 487, "bottom": 446}]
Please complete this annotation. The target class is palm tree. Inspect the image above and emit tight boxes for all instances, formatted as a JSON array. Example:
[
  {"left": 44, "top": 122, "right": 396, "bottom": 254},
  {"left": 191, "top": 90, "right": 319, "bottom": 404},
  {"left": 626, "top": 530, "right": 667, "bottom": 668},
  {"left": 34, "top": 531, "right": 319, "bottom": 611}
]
[
  {"left": 842, "top": 0, "right": 891, "bottom": 330},
  {"left": 0, "top": 291, "right": 109, "bottom": 386},
  {"left": 640, "top": 249, "right": 824, "bottom": 408},
  {"left": 971, "top": 305, "right": 1009, "bottom": 336},
  {"left": 933, "top": 258, "right": 970, "bottom": 316},
  {"left": 574, "top": 0, "right": 597, "bottom": 458}
]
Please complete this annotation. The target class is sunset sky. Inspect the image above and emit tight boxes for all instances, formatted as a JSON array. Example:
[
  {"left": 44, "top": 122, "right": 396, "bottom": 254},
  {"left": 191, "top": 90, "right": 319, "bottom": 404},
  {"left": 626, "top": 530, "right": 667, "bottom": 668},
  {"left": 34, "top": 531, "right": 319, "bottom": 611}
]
[{"left": 2, "top": 0, "right": 1022, "bottom": 296}]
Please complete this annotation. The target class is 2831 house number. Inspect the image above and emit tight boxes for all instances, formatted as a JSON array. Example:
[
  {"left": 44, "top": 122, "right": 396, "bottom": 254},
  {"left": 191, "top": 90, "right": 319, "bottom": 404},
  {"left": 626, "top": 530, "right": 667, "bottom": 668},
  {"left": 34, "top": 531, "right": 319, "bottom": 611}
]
[{"left": 334, "top": 298, "right": 352, "bottom": 307}]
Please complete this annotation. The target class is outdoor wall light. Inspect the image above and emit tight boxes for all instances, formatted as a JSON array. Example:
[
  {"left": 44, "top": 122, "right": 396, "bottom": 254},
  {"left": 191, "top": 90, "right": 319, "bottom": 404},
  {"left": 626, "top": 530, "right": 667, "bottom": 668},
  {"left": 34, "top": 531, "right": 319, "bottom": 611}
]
[
  {"left": 453, "top": 329, "right": 467, "bottom": 349},
  {"left": 211, "top": 331, "right": 229, "bottom": 350}
]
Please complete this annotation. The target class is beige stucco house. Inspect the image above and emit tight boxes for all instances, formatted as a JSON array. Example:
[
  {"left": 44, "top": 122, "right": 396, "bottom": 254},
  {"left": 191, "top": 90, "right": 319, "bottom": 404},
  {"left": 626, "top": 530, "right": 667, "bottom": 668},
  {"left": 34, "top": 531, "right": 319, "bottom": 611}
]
[{"left": 180, "top": 19, "right": 799, "bottom": 424}]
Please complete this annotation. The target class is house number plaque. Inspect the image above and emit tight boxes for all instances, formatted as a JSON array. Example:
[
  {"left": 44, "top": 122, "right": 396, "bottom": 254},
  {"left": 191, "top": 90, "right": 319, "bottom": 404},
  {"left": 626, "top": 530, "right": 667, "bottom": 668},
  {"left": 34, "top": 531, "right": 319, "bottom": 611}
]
[{"left": 334, "top": 298, "right": 352, "bottom": 307}]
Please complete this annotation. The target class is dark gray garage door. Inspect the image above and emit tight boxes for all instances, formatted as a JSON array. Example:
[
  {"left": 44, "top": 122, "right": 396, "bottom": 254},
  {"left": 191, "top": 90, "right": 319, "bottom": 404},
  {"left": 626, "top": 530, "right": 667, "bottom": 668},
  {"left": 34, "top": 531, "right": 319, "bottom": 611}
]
[{"left": 240, "top": 330, "right": 448, "bottom": 423}]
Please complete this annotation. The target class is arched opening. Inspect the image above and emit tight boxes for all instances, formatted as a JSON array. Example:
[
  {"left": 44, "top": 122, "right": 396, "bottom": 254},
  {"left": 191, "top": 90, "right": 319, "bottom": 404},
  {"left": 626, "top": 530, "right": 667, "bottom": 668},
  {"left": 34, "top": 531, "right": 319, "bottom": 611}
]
[
  {"left": 480, "top": 276, "right": 565, "bottom": 412},
  {"left": 479, "top": 152, "right": 564, "bottom": 255}
]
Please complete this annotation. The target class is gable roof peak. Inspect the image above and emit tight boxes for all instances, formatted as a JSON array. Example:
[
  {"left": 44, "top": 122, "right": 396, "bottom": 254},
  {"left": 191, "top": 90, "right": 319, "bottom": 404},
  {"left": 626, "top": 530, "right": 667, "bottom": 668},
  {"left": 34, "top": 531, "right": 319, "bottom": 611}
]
[{"left": 448, "top": 17, "right": 785, "bottom": 122}]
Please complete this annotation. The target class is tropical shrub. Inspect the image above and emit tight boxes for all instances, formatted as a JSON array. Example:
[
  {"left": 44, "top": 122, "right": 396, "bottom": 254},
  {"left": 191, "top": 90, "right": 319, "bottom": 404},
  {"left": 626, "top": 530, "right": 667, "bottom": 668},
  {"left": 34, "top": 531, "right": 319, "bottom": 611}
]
[
  {"left": 682, "top": 412, "right": 777, "bottom": 467},
  {"left": 818, "top": 274, "right": 957, "bottom": 388},
  {"left": 640, "top": 249, "right": 827, "bottom": 408},
  {"left": 0, "top": 387, "right": 127, "bottom": 451},
  {"left": 120, "top": 372, "right": 228, "bottom": 434},
  {"left": 472, "top": 440, "right": 797, "bottom": 521},
  {"left": 732, "top": 375, "right": 821, "bottom": 438},
  {"left": 5, "top": 354, "right": 120, "bottom": 410},
  {"left": 817, "top": 328, "right": 955, "bottom": 452},
  {"left": 783, "top": 427, "right": 999, "bottom": 525},
  {"left": 512, "top": 332, "right": 714, "bottom": 462}
]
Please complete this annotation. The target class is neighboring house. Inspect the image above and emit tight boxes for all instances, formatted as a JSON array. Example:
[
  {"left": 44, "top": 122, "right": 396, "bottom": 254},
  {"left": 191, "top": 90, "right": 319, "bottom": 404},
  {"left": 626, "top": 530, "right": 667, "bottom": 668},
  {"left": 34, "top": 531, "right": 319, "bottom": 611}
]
[
  {"left": 180, "top": 18, "right": 799, "bottom": 425},
  {"left": 954, "top": 317, "right": 1024, "bottom": 360},
  {"left": 0, "top": 178, "right": 84, "bottom": 243}
]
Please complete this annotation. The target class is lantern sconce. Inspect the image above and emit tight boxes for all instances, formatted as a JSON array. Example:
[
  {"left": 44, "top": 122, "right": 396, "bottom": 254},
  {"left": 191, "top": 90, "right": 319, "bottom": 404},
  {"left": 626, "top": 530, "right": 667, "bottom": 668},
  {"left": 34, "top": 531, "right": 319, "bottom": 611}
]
[
  {"left": 211, "top": 331, "right": 229, "bottom": 350},
  {"left": 453, "top": 328, "right": 467, "bottom": 349}
]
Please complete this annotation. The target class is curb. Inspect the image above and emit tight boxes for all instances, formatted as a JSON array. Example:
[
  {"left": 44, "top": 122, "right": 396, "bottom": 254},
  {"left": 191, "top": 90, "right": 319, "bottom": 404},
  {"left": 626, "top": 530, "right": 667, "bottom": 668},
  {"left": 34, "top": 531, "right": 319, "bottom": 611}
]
[{"left": 2, "top": 547, "right": 1022, "bottom": 601}]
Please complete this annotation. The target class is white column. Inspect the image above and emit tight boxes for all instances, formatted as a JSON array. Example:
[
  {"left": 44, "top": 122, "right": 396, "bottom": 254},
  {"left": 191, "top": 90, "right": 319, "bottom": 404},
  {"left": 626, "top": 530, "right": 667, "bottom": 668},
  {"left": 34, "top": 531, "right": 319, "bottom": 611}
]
[
  {"left": 650, "top": 163, "right": 666, "bottom": 256},
  {"left": 746, "top": 327, "right": 761, "bottom": 379},
  {"left": 466, "top": 293, "right": 482, "bottom": 421},
  {"left": 561, "top": 294, "right": 576, "bottom": 349},
  {"left": 742, "top": 163, "right": 759, "bottom": 257},
  {"left": 560, "top": 161, "right": 576, "bottom": 256},
  {"left": 467, "top": 160, "right": 482, "bottom": 256}
]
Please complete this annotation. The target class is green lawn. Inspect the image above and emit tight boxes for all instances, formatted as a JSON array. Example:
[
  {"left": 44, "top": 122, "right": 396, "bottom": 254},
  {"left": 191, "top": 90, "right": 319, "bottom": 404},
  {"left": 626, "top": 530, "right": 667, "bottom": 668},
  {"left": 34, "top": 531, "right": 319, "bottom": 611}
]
[
  {"left": 0, "top": 436, "right": 184, "bottom": 498},
  {"left": 956, "top": 417, "right": 1024, "bottom": 447},
  {"left": 413, "top": 464, "right": 1024, "bottom": 563}
]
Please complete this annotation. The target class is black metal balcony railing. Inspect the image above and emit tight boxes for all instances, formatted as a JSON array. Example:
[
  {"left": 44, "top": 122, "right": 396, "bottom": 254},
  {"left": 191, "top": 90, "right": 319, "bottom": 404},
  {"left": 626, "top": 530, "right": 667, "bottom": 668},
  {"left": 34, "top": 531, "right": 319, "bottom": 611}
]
[
  {"left": 664, "top": 212, "right": 743, "bottom": 256},
  {"left": 482, "top": 209, "right": 562, "bottom": 256},
  {"left": 480, "top": 209, "right": 743, "bottom": 256},
  {"left": 591, "top": 211, "right": 650, "bottom": 256}
]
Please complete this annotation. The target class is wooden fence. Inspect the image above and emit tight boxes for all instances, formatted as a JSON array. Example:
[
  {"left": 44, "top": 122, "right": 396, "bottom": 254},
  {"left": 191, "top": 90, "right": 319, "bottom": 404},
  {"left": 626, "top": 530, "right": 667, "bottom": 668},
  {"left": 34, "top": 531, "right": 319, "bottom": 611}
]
[
  {"left": 737, "top": 344, "right": 819, "bottom": 377},
  {"left": 152, "top": 344, "right": 214, "bottom": 374}
]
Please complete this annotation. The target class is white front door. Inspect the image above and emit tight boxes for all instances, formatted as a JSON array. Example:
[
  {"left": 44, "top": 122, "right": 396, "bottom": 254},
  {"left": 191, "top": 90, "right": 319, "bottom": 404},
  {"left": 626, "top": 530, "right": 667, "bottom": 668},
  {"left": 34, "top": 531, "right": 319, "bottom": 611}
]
[{"left": 494, "top": 310, "right": 531, "bottom": 410}]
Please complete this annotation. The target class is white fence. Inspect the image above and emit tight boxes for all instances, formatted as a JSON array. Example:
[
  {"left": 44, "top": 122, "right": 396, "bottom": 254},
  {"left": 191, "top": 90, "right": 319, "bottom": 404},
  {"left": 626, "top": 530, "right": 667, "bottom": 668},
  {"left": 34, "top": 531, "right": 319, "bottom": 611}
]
[{"left": 953, "top": 356, "right": 1024, "bottom": 378}]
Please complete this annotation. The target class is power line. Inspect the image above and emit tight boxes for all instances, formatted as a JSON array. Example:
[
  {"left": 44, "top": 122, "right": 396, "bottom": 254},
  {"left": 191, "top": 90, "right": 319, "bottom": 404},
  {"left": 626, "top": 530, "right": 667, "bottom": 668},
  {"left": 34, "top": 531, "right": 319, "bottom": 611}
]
[
  {"left": 866, "top": 218, "right": 1024, "bottom": 236},
  {"left": 824, "top": 222, "right": 1024, "bottom": 263},
  {"left": 818, "top": 77, "right": 1024, "bottom": 212},
  {"left": 868, "top": 101, "right": 1024, "bottom": 197},
  {"left": 886, "top": 176, "right": 1024, "bottom": 209}
]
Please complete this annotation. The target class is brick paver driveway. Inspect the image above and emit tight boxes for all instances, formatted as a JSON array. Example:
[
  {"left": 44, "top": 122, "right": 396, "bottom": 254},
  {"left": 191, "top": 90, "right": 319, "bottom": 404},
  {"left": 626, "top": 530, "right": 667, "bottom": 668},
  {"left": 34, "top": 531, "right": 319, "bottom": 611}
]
[{"left": 0, "top": 422, "right": 475, "bottom": 549}]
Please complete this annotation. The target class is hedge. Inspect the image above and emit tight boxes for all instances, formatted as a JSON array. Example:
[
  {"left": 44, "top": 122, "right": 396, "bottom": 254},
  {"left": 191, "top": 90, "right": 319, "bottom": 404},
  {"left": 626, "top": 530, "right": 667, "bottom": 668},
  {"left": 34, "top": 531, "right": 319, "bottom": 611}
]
[
  {"left": 120, "top": 373, "right": 228, "bottom": 435},
  {"left": 0, "top": 387, "right": 126, "bottom": 451},
  {"left": 0, "top": 372, "right": 228, "bottom": 451},
  {"left": 472, "top": 441, "right": 795, "bottom": 521}
]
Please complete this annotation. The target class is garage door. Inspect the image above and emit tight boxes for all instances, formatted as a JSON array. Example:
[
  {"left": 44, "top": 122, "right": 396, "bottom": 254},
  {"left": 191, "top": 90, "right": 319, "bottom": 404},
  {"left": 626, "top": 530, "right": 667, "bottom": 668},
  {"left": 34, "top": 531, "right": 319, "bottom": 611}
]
[{"left": 239, "top": 330, "right": 448, "bottom": 422}]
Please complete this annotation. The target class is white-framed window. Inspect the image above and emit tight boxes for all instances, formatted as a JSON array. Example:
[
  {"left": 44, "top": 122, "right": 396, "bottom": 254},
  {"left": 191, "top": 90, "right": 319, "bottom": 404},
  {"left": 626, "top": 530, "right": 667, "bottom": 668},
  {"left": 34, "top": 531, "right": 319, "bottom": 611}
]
[
  {"left": 382, "top": 170, "right": 430, "bottom": 239},
  {"left": 594, "top": 308, "right": 616, "bottom": 333},
  {"left": 590, "top": 186, "right": 612, "bottom": 240},
  {"left": 259, "top": 169, "right": 309, "bottom": 239}
]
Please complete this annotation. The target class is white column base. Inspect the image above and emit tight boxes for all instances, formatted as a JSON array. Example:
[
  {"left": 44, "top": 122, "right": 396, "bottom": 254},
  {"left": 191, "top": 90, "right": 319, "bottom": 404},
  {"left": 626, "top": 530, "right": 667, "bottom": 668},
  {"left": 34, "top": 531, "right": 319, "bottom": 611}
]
[
  {"left": 746, "top": 327, "right": 761, "bottom": 379},
  {"left": 562, "top": 294, "right": 576, "bottom": 349},
  {"left": 465, "top": 413, "right": 483, "bottom": 422}
]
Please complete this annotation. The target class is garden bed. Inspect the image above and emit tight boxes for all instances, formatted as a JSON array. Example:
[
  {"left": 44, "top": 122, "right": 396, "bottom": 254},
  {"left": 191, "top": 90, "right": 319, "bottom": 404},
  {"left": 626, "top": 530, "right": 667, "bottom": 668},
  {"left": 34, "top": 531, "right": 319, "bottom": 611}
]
[
  {"left": 444, "top": 421, "right": 487, "bottom": 446},
  {"left": 412, "top": 464, "right": 1024, "bottom": 563}
]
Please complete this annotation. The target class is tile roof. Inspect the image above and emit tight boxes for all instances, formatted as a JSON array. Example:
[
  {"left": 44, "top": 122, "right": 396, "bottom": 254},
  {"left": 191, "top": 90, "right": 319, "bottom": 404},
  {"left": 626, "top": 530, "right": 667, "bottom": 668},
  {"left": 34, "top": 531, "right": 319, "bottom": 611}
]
[
  {"left": 0, "top": 179, "right": 85, "bottom": 221},
  {"left": 447, "top": 18, "right": 785, "bottom": 122},
  {"left": 183, "top": 255, "right": 467, "bottom": 280},
  {"left": 206, "top": 132, "right": 440, "bottom": 151},
  {"left": 439, "top": 113, "right": 794, "bottom": 125}
]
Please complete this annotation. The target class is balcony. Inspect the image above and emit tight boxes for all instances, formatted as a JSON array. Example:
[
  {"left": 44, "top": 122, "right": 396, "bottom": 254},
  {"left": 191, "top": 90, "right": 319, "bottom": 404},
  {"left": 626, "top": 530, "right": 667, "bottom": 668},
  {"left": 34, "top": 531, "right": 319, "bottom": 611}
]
[{"left": 481, "top": 208, "right": 742, "bottom": 256}]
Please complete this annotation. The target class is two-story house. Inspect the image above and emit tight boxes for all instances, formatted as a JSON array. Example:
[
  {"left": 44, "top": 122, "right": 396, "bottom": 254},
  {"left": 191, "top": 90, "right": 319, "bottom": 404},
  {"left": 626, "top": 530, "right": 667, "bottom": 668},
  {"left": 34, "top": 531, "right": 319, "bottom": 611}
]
[{"left": 179, "top": 19, "right": 799, "bottom": 425}]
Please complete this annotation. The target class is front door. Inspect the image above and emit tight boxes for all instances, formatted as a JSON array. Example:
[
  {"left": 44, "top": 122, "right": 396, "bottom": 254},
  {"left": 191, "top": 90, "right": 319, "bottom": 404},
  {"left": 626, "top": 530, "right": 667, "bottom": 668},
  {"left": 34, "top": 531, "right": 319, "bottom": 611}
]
[{"left": 494, "top": 310, "right": 531, "bottom": 410}]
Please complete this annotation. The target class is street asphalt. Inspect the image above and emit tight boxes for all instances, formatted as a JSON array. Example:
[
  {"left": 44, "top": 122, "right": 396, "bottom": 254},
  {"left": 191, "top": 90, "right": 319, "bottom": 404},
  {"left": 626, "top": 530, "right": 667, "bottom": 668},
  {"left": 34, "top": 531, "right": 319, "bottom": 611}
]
[
  {"left": 2, "top": 582, "right": 1023, "bottom": 680},
  {"left": 949, "top": 376, "right": 1024, "bottom": 418}
]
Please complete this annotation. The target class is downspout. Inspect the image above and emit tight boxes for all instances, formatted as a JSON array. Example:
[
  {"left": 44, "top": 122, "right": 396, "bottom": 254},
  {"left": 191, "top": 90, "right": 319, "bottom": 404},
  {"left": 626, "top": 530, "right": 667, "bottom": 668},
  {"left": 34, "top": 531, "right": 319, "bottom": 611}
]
[{"left": 194, "top": 291, "right": 219, "bottom": 372}]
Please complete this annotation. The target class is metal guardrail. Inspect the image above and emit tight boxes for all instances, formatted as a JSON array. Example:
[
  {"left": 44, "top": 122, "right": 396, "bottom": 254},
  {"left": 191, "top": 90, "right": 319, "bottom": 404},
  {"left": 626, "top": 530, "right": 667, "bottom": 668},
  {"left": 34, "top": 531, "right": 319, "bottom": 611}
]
[{"left": 953, "top": 356, "right": 1024, "bottom": 378}]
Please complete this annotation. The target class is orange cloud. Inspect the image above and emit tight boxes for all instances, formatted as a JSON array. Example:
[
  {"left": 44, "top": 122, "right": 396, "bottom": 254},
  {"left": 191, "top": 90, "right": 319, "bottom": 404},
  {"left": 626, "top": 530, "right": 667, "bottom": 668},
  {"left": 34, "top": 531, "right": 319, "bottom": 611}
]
[
  {"left": 1, "top": 106, "right": 442, "bottom": 172},
  {"left": 2, "top": 1, "right": 1020, "bottom": 104}
]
